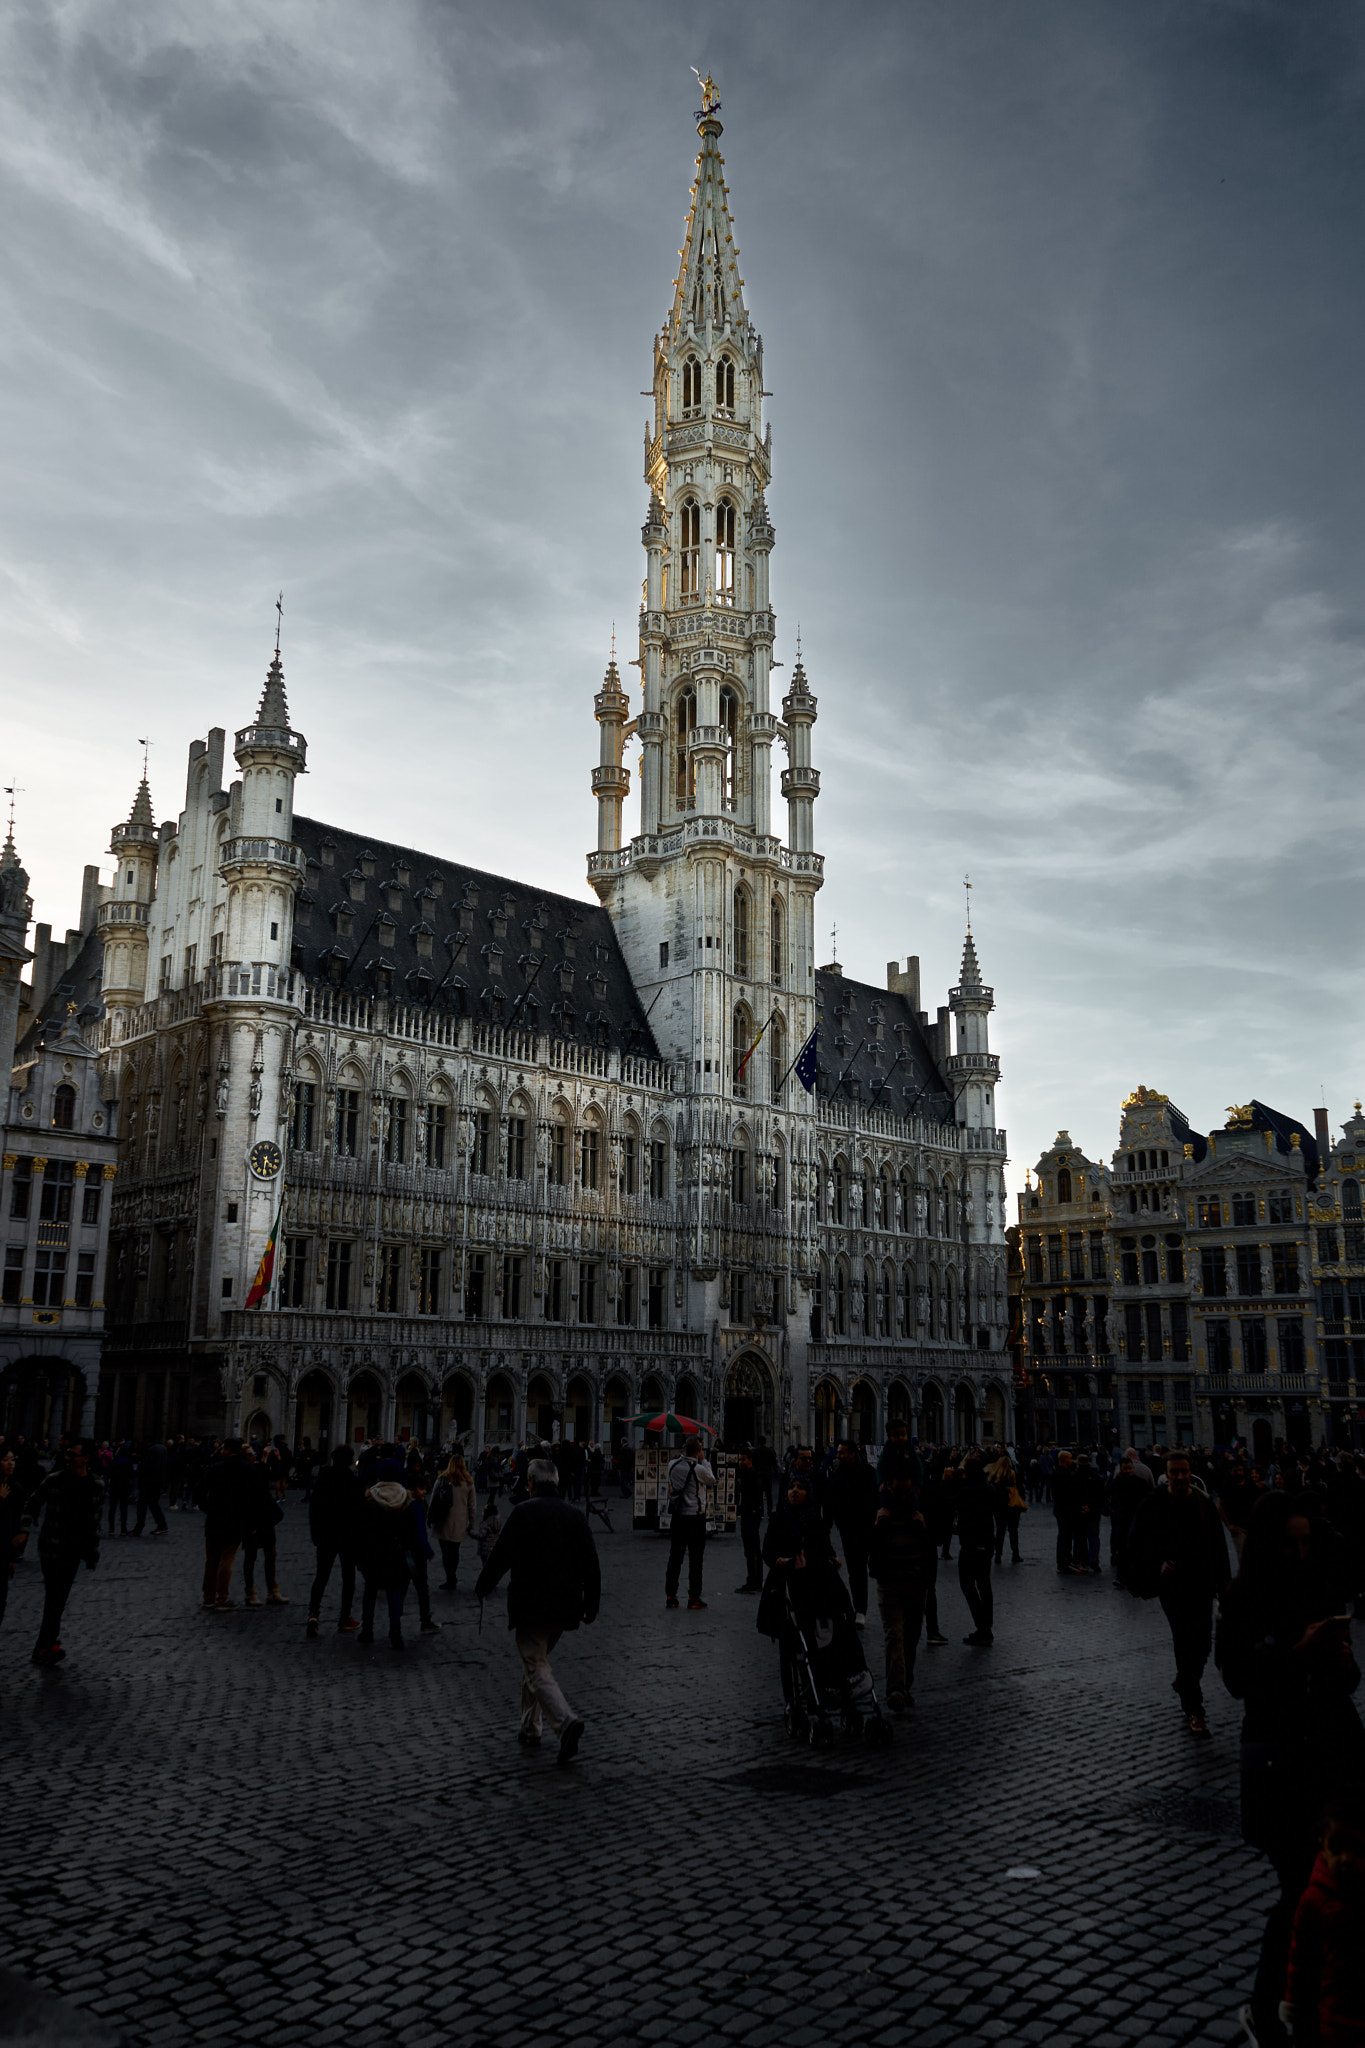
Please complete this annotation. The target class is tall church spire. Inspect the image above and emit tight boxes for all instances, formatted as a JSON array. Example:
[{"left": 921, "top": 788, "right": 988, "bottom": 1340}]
[{"left": 666, "top": 85, "right": 750, "bottom": 346}]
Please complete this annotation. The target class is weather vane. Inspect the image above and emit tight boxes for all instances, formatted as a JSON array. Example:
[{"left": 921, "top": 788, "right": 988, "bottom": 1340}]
[
  {"left": 2, "top": 784, "right": 22, "bottom": 839},
  {"left": 691, "top": 68, "right": 720, "bottom": 117},
  {"left": 830, "top": 919, "right": 838, "bottom": 963},
  {"left": 275, "top": 591, "right": 284, "bottom": 655},
  {"left": 610, "top": 620, "right": 616, "bottom": 662},
  {"left": 795, "top": 622, "right": 802, "bottom": 661},
  {"left": 137, "top": 737, "right": 152, "bottom": 782},
  {"left": 964, "top": 873, "right": 972, "bottom": 931}
]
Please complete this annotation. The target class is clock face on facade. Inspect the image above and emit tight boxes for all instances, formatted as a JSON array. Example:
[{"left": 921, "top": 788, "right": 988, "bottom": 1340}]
[{"left": 248, "top": 1140, "right": 283, "bottom": 1181}]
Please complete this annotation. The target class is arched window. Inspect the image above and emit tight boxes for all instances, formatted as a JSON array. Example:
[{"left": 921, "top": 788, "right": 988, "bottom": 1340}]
[
  {"left": 1057, "top": 1167, "right": 1072, "bottom": 1203},
  {"left": 733, "top": 885, "right": 749, "bottom": 977},
  {"left": 715, "top": 499, "right": 736, "bottom": 603},
  {"left": 834, "top": 1261, "right": 847, "bottom": 1336},
  {"left": 732, "top": 1005, "right": 752, "bottom": 1099},
  {"left": 899, "top": 1267, "right": 913, "bottom": 1336},
  {"left": 771, "top": 897, "right": 783, "bottom": 984},
  {"left": 832, "top": 1160, "right": 845, "bottom": 1226},
  {"left": 680, "top": 498, "right": 701, "bottom": 597},
  {"left": 769, "top": 1015, "right": 785, "bottom": 1105},
  {"left": 682, "top": 355, "right": 702, "bottom": 413},
  {"left": 674, "top": 687, "right": 696, "bottom": 807},
  {"left": 716, "top": 356, "right": 735, "bottom": 413},
  {"left": 719, "top": 685, "right": 738, "bottom": 806},
  {"left": 945, "top": 1271, "right": 956, "bottom": 1341},
  {"left": 52, "top": 1084, "right": 76, "bottom": 1131}
]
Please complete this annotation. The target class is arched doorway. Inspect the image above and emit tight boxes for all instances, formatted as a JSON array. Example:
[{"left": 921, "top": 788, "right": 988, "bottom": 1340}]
[
  {"left": 293, "top": 1371, "right": 335, "bottom": 1456},
  {"left": 1, "top": 1358, "right": 84, "bottom": 1447},
  {"left": 484, "top": 1372, "right": 515, "bottom": 1445},
  {"left": 1251, "top": 1415, "right": 1273, "bottom": 1465},
  {"left": 603, "top": 1374, "right": 631, "bottom": 1451},
  {"left": 395, "top": 1371, "right": 434, "bottom": 1447},
  {"left": 245, "top": 1409, "right": 272, "bottom": 1449},
  {"left": 442, "top": 1373, "right": 475, "bottom": 1444},
  {"left": 955, "top": 1382, "right": 977, "bottom": 1446},
  {"left": 347, "top": 1372, "right": 383, "bottom": 1445},
  {"left": 723, "top": 1353, "right": 774, "bottom": 1448},
  {"left": 982, "top": 1384, "right": 1007, "bottom": 1444},
  {"left": 813, "top": 1380, "right": 840, "bottom": 1453},
  {"left": 565, "top": 1375, "right": 594, "bottom": 1443},
  {"left": 921, "top": 1381, "right": 944, "bottom": 1443},
  {"left": 887, "top": 1380, "right": 912, "bottom": 1432},
  {"left": 675, "top": 1375, "right": 700, "bottom": 1424},
  {"left": 527, "top": 1374, "right": 557, "bottom": 1442},
  {"left": 850, "top": 1380, "right": 877, "bottom": 1447}
]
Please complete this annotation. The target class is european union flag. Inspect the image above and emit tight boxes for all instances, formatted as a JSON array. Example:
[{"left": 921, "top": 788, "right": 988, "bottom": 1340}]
[{"left": 793, "top": 1026, "right": 819, "bottom": 1094}]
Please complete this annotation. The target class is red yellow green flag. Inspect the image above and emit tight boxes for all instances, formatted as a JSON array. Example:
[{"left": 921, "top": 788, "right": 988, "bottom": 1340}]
[{"left": 244, "top": 1194, "right": 284, "bottom": 1309}]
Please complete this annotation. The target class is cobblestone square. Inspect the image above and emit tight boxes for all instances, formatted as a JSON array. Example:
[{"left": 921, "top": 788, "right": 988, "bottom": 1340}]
[{"left": 3, "top": 1504, "right": 1271, "bottom": 2047}]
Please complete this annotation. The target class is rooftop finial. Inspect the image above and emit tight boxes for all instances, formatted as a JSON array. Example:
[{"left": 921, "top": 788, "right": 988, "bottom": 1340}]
[
  {"left": 830, "top": 919, "right": 839, "bottom": 966},
  {"left": 275, "top": 590, "right": 284, "bottom": 655},
  {"left": 964, "top": 872, "right": 972, "bottom": 932},
  {"left": 795, "top": 622, "right": 802, "bottom": 661},
  {"left": 2, "top": 782, "right": 22, "bottom": 844},
  {"left": 610, "top": 620, "right": 616, "bottom": 662}
]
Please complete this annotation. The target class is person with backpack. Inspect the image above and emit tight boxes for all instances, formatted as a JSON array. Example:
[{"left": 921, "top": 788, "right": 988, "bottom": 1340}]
[
  {"left": 475, "top": 1456, "right": 600, "bottom": 1763},
  {"left": 428, "top": 1451, "right": 478, "bottom": 1591},
  {"left": 305, "top": 1445, "right": 362, "bottom": 1638},
  {"left": 664, "top": 1433, "right": 714, "bottom": 1611},
  {"left": 1128, "top": 1449, "right": 1230, "bottom": 1735},
  {"left": 19, "top": 1440, "right": 104, "bottom": 1667},
  {"left": 357, "top": 1458, "right": 420, "bottom": 1650}
]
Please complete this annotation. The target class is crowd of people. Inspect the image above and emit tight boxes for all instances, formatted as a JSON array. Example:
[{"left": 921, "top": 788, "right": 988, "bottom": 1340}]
[{"left": 3, "top": 1421, "right": 1364, "bottom": 2043}]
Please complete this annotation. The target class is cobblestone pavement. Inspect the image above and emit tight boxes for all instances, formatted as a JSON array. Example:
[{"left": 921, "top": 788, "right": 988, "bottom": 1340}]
[{"left": 2, "top": 1501, "right": 1275, "bottom": 2048}]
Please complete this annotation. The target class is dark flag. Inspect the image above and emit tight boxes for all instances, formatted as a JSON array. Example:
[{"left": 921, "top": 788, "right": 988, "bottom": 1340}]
[{"left": 793, "top": 1026, "right": 819, "bottom": 1094}]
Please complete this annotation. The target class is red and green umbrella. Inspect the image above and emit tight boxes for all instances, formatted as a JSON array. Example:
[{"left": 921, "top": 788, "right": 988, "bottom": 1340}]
[{"left": 622, "top": 1411, "right": 716, "bottom": 1437}]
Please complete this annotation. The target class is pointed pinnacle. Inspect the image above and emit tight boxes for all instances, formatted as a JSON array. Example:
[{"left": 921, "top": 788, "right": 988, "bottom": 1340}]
[
  {"left": 128, "top": 777, "right": 155, "bottom": 830},
  {"left": 257, "top": 650, "right": 290, "bottom": 729}
]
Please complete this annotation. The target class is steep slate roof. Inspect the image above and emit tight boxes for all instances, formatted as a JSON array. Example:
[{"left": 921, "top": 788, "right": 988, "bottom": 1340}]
[
  {"left": 15, "top": 924, "right": 106, "bottom": 1061},
  {"left": 813, "top": 968, "right": 954, "bottom": 1124},
  {"left": 291, "top": 815, "right": 661, "bottom": 1060}
]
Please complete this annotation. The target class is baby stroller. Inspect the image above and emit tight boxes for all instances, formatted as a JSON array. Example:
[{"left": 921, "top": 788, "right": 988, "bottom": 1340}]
[{"left": 776, "top": 1559, "right": 893, "bottom": 1751}]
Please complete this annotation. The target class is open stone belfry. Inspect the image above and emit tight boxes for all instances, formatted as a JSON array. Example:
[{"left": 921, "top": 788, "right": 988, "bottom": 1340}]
[{"left": 3, "top": 91, "right": 1011, "bottom": 1456}]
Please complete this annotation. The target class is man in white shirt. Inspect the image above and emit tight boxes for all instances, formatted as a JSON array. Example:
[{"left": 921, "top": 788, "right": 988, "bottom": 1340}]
[{"left": 664, "top": 1434, "right": 715, "bottom": 1611}]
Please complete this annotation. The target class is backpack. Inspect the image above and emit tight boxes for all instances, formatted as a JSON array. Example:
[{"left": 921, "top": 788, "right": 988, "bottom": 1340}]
[{"left": 667, "top": 1461, "right": 694, "bottom": 1519}]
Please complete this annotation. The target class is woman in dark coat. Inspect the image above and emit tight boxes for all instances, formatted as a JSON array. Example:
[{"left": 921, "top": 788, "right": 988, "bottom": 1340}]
[{"left": 1217, "top": 1493, "right": 1365, "bottom": 2048}]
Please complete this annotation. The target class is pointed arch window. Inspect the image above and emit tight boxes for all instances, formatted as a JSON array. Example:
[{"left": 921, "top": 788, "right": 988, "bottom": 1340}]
[
  {"left": 682, "top": 356, "right": 702, "bottom": 415},
  {"left": 719, "top": 684, "right": 738, "bottom": 807},
  {"left": 716, "top": 356, "right": 735, "bottom": 415},
  {"left": 680, "top": 497, "right": 701, "bottom": 597},
  {"left": 732, "top": 1003, "right": 752, "bottom": 1100},
  {"left": 769, "top": 1015, "right": 786, "bottom": 1105},
  {"left": 733, "top": 885, "right": 749, "bottom": 977},
  {"left": 715, "top": 499, "right": 736, "bottom": 605},
  {"left": 771, "top": 897, "right": 783, "bottom": 984},
  {"left": 674, "top": 686, "right": 696, "bottom": 808}
]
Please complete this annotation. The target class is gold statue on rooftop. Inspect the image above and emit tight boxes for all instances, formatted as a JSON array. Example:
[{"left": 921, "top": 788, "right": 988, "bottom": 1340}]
[{"left": 691, "top": 68, "right": 720, "bottom": 113}]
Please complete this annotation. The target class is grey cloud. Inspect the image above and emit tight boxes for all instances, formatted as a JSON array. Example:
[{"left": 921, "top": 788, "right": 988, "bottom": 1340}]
[{"left": 3, "top": 0, "right": 1363, "bottom": 1179}]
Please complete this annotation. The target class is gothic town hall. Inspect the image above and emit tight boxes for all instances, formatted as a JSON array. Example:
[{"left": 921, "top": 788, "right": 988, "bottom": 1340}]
[{"left": 2, "top": 97, "right": 1011, "bottom": 1457}]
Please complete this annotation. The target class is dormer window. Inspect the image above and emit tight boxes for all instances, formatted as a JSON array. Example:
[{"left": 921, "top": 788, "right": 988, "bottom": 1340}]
[
  {"left": 395, "top": 862, "right": 410, "bottom": 887},
  {"left": 680, "top": 497, "right": 701, "bottom": 597},
  {"left": 360, "top": 850, "right": 376, "bottom": 877},
  {"left": 377, "top": 915, "right": 396, "bottom": 950},
  {"left": 336, "top": 907, "right": 354, "bottom": 938},
  {"left": 386, "top": 886, "right": 402, "bottom": 912},
  {"left": 682, "top": 355, "right": 702, "bottom": 413},
  {"left": 411, "top": 922, "right": 434, "bottom": 959},
  {"left": 347, "top": 873, "right": 365, "bottom": 902},
  {"left": 716, "top": 356, "right": 735, "bottom": 414},
  {"left": 715, "top": 499, "right": 736, "bottom": 603}
]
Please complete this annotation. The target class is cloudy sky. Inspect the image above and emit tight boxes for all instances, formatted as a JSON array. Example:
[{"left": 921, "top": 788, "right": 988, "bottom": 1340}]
[{"left": 4, "top": 0, "right": 1363, "bottom": 1182}]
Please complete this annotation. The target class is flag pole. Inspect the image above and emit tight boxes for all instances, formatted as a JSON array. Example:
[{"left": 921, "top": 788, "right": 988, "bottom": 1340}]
[{"left": 776, "top": 1021, "right": 819, "bottom": 1094}]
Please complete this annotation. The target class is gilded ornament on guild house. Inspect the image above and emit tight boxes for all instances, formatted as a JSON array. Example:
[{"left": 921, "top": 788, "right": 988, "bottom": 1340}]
[
  {"left": 1122, "top": 1085, "right": 1169, "bottom": 1109},
  {"left": 1225, "top": 1104, "right": 1255, "bottom": 1129}
]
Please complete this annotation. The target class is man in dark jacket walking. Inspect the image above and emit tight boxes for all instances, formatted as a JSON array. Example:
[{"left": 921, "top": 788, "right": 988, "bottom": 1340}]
[
  {"left": 868, "top": 1474, "right": 937, "bottom": 1710},
  {"left": 826, "top": 1440, "right": 879, "bottom": 1625},
  {"left": 133, "top": 1437, "right": 168, "bottom": 1536},
  {"left": 1051, "top": 1451, "right": 1084, "bottom": 1574},
  {"left": 475, "top": 1457, "right": 601, "bottom": 1764},
  {"left": 1128, "top": 1452, "right": 1230, "bottom": 1735},
  {"left": 20, "top": 1440, "right": 103, "bottom": 1666},
  {"left": 955, "top": 1453, "right": 997, "bottom": 1645},
  {"left": 306, "top": 1445, "right": 362, "bottom": 1637},
  {"left": 200, "top": 1440, "right": 255, "bottom": 1609}
]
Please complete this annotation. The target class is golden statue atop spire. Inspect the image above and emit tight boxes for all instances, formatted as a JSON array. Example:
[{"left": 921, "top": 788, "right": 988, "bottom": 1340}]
[{"left": 691, "top": 68, "right": 720, "bottom": 117}]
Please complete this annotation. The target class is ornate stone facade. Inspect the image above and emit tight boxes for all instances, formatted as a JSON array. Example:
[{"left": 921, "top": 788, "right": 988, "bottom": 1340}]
[{"left": 82, "top": 97, "right": 1011, "bottom": 1454}]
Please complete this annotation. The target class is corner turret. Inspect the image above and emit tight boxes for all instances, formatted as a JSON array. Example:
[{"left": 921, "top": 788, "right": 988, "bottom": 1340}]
[
  {"left": 946, "top": 923, "right": 999, "bottom": 1131},
  {"left": 98, "top": 776, "right": 159, "bottom": 1017}
]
